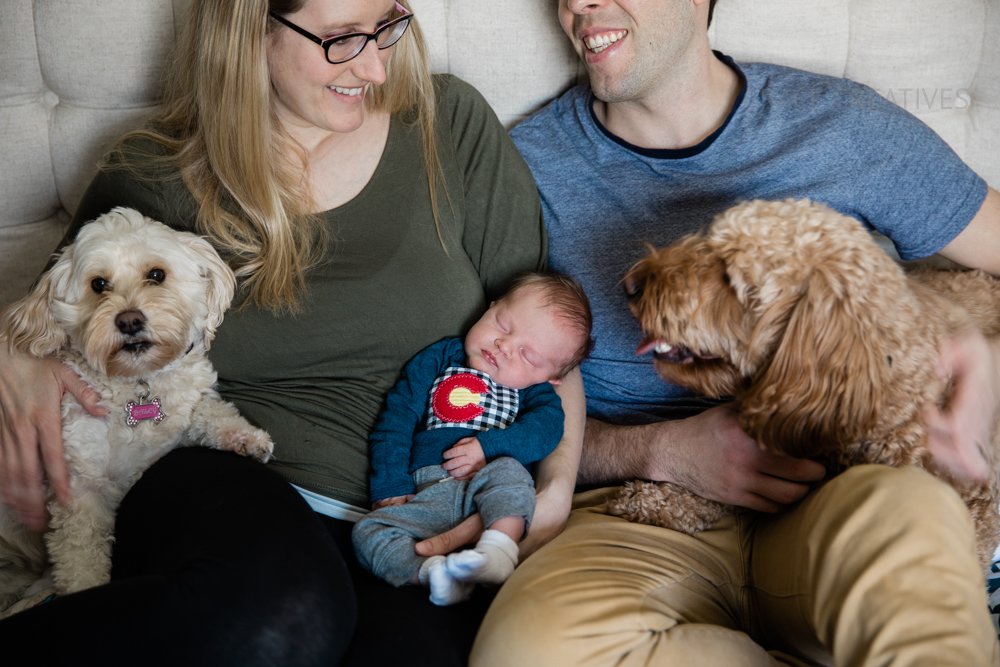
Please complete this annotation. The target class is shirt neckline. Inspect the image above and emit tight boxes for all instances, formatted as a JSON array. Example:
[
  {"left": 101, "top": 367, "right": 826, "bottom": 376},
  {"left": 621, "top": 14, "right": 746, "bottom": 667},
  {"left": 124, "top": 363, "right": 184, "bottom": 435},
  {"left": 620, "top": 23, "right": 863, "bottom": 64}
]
[{"left": 588, "top": 51, "right": 747, "bottom": 159}]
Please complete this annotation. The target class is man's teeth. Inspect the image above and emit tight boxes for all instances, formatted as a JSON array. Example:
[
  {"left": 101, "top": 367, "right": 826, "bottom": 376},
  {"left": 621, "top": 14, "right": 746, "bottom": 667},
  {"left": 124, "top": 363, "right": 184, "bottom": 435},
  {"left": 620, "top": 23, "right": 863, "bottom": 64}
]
[
  {"left": 584, "top": 30, "right": 626, "bottom": 54},
  {"left": 330, "top": 85, "right": 363, "bottom": 96},
  {"left": 654, "top": 342, "right": 672, "bottom": 354}
]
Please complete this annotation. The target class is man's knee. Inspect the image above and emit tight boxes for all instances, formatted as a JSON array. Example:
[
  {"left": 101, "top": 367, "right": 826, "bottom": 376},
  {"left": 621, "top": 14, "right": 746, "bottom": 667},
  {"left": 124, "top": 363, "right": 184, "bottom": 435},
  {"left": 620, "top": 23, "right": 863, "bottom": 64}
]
[
  {"left": 471, "top": 565, "right": 586, "bottom": 666},
  {"left": 818, "top": 464, "right": 972, "bottom": 533},
  {"left": 471, "top": 510, "right": 746, "bottom": 666}
]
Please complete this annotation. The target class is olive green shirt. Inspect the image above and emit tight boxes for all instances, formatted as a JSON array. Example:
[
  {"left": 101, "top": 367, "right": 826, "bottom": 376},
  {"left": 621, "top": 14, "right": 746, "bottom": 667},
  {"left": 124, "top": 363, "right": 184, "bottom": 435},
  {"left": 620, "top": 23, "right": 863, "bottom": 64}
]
[{"left": 69, "top": 75, "right": 545, "bottom": 507}]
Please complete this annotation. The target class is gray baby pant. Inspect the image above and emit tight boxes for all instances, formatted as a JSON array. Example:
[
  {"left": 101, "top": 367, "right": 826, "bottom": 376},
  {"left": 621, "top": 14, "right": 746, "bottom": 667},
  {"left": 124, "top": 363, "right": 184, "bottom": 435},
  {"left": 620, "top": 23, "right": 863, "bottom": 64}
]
[{"left": 352, "top": 456, "right": 535, "bottom": 586}]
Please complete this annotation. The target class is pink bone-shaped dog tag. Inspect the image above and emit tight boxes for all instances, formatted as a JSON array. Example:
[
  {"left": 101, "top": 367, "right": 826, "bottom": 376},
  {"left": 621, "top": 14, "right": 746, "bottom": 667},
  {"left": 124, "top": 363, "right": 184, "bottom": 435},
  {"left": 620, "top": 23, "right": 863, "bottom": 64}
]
[{"left": 125, "top": 397, "right": 165, "bottom": 427}]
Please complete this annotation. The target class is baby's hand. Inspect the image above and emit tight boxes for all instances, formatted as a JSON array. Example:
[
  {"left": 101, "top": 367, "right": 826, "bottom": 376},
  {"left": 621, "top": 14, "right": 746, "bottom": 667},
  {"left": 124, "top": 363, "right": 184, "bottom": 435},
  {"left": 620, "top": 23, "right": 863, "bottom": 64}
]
[
  {"left": 442, "top": 437, "right": 486, "bottom": 481},
  {"left": 373, "top": 494, "right": 413, "bottom": 510}
]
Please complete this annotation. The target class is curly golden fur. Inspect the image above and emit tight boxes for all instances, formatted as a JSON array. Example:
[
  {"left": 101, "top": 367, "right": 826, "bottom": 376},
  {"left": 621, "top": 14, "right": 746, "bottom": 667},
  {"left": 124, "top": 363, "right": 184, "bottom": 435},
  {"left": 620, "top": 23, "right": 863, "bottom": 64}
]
[{"left": 609, "top": 199, "right": 1000, "bottom": 568}]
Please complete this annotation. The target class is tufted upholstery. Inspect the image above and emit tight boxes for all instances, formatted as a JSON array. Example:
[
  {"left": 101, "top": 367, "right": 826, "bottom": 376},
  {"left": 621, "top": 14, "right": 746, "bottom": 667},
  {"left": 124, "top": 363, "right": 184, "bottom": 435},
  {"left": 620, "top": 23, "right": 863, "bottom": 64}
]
[{"left": 1, "top": 0, "right": 998, "bottom": 309}]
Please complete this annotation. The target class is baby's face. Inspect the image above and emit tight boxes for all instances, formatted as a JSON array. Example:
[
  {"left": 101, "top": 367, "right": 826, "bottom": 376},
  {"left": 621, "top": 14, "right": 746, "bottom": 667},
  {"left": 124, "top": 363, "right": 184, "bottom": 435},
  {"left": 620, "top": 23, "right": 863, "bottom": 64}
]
[{"left": 464, "top": 287, "right": 577, "bottom": 389}]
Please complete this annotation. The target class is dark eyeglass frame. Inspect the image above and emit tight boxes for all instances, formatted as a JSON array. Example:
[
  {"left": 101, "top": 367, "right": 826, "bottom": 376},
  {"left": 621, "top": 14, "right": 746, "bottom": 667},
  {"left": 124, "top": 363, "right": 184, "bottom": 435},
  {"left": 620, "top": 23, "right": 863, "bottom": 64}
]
[{"left": 269, "top": 2, "right": 413, "bottom": 65}]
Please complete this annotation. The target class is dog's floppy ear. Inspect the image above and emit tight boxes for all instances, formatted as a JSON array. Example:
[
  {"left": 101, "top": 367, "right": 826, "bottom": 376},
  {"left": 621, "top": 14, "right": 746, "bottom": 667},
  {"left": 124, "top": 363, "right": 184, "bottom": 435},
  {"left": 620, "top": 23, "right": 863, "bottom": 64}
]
[
  {"left": 739, "top": 270, "right": 885, "bottom": 459},
  {"left": 183, "top": 235, "right": 236, "bottom": 346},
  {"left": 1, "top": 250, "right": 75, "bottom": 357}
]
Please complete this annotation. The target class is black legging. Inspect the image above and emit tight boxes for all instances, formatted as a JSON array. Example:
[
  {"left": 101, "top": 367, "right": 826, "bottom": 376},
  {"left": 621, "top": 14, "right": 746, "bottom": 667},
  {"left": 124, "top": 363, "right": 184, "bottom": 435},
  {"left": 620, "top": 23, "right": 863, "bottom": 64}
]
[{"left": 0, "top": 448, "right": 495, "bottom": 666}]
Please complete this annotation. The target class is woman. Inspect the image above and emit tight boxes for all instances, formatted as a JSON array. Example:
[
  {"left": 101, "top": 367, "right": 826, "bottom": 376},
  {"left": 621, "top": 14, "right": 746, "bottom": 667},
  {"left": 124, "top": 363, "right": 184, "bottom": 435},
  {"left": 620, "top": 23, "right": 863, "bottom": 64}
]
[{"left": 0, "top": 1, "right": 583, "bottom": 664}]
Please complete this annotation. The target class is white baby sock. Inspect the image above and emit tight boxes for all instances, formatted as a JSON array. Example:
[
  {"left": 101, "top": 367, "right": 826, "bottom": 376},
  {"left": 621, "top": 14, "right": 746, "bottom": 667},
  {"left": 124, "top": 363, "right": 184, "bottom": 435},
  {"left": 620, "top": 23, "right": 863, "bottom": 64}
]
[
  {"left": 418, "top": 555, "right": 474, "bottom": 606},
  {"left": 445, "top": 528, "right": 519, "bottom": 585}
]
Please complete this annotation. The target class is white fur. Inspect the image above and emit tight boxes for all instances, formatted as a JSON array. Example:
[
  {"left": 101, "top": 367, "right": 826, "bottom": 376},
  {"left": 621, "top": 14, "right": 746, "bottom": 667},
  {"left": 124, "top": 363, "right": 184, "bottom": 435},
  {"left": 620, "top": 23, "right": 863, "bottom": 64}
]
[{"left": 0, "top": 207, "right": 272, "bottom": 612}]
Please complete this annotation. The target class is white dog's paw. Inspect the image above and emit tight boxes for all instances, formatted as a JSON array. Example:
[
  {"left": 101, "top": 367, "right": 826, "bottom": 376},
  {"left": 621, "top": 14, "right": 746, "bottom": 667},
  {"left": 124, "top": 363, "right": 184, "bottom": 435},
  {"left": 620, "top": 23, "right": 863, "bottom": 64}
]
[{"left": 216, "top": 424, "right": 274, "bottom": 463}]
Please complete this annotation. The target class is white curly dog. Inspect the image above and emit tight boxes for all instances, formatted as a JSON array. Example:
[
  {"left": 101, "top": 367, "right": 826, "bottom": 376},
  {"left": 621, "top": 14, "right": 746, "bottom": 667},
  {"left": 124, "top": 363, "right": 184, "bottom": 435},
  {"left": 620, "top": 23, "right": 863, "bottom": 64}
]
[{"left": 0, "top": 207, "right": 273, "bottom": 613}]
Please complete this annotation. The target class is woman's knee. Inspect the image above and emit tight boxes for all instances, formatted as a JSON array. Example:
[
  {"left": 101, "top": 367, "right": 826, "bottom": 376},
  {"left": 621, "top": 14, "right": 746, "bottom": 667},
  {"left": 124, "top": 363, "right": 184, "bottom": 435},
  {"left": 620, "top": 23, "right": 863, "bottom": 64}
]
[
  {"left": 235, "top": 562, "right": 357, "bottom": 666},
  {"left": 112, "top": 449, "right": 359, "bottom": 665}
]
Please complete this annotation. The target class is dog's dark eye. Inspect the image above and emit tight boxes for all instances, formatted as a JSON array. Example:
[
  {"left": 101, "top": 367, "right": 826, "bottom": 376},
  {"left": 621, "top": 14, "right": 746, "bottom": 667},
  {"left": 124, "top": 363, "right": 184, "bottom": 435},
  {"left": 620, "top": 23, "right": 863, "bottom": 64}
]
[
  {"left": 90, "top": 277, "right": 110, "bottom": 294},
  {"left": 623, "top": 277, "right": 643, "bottom": 300},
  {"left": 147, "top": 268, "right": 166, "bottom": 284}
]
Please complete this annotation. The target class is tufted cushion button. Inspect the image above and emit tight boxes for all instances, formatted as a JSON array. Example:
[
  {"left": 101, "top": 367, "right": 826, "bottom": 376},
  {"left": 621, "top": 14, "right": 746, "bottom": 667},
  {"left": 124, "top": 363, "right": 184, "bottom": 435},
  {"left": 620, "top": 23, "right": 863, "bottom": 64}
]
[{"left": 42, "top": 89, "right": 59, "bottom": 109}]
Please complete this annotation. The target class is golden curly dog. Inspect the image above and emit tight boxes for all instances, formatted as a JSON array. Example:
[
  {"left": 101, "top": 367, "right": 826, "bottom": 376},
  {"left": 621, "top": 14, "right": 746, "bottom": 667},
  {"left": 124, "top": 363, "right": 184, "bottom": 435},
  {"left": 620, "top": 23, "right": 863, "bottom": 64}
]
[{"left": 609, "top": 198, "right": 1000, "bottom": 568}]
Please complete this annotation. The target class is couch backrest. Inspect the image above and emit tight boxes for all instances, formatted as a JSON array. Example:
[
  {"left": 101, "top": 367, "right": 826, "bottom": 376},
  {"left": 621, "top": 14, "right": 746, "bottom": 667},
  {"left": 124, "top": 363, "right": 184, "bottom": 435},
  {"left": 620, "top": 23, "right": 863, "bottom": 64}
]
[{"left": 2, "top": 0, "right": 997, "bottom": 309}]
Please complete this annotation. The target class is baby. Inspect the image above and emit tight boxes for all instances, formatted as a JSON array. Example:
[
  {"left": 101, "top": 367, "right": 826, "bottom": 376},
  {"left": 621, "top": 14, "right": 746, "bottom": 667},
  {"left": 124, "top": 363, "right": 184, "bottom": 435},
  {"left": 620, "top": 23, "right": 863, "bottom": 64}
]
[{"left": 352, "top": 272, "right": 593, "bottom": 605}]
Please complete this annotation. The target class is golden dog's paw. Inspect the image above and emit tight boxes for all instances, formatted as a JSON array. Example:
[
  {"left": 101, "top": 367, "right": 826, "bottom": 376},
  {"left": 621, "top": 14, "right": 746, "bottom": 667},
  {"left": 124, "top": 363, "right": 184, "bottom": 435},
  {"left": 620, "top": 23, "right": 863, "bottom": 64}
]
[
  {"left": 217, "top": 425, "right": 274, "bottom": 463},
  {"left": 608, "top": 480, "right": 732, "bottom": 535}
]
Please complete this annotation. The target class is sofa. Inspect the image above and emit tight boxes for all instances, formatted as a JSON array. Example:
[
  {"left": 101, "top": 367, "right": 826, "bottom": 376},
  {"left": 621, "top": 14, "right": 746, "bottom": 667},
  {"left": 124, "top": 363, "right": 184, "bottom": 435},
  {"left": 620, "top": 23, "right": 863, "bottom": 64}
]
[{"left": 1, "top": 0, "right": 998, "bottom": 312}]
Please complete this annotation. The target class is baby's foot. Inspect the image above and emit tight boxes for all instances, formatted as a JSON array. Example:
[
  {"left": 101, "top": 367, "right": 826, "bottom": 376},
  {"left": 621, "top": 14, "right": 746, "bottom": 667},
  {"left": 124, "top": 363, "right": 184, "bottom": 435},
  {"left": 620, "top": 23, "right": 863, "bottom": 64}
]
[
  {"left": 419, "top": 555, "right": 474, "bottom": 606},
  {"left": 445, "top": 529, "right": 518, "bottom": 585}
]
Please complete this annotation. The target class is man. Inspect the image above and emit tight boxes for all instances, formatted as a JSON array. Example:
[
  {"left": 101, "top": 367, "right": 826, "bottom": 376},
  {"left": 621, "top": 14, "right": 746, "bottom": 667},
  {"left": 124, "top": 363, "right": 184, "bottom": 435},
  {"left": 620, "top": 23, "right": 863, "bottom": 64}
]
[{"left": 471, "top": 0, "right": 1000, "bottom": 664}]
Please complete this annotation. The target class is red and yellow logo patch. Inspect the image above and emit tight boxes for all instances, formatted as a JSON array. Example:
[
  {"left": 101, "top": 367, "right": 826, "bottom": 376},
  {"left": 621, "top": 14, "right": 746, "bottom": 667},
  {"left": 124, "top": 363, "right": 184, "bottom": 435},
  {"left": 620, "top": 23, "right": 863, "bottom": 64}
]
[{"left": 431, "top": 372, "right": 488, "bottom": 423}]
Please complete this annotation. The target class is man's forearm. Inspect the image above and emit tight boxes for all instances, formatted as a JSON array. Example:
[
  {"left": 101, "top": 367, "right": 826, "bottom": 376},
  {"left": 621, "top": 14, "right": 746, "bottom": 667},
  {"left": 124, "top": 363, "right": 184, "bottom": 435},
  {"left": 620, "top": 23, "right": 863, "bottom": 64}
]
[{"left": 577, "top": 417, "right": 665, "bottom": 485}]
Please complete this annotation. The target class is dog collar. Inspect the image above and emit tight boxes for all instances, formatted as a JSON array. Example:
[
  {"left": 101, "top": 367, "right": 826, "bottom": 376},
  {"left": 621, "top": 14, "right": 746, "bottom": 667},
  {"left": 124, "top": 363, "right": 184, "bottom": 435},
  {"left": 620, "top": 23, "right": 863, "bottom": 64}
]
[{"left": 125, "top": 379, "right": 166, "bottom": 427}]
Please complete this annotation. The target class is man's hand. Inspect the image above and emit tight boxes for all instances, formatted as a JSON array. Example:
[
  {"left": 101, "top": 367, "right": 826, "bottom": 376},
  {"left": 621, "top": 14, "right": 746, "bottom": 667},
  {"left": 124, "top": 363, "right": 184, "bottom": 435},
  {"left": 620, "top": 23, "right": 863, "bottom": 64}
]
[
  {"left": 663, "top": 404, "right": 827, "bottom": 512},
  {"left": 581, "top": 403, "right": 826, "bottom": 513},
  {"left": 923, "top": 330, "right": 997, "bottom": 484},
  {"left": 442, "top": 436, "right": 486, "bottom": 480},
  {"left": 0, "top": 346, "right": 107, "bottom": 531},
  {"left": 373, "top": 494, "right": 414, "bottom": 510}
]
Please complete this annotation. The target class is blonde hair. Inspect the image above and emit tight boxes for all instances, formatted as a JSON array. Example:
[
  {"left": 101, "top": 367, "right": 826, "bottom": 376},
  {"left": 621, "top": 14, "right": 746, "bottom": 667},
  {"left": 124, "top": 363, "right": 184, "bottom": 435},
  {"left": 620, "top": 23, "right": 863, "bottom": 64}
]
[{"left": 112, "top": 0, "right": 444, "bottom": 312}]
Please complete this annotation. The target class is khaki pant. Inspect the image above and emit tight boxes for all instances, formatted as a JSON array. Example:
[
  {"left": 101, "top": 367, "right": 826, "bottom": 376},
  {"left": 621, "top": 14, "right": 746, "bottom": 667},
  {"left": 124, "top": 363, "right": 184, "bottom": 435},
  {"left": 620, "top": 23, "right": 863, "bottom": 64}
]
[{"left": 472, "top": 465, "right": 999, "bottom": 666}]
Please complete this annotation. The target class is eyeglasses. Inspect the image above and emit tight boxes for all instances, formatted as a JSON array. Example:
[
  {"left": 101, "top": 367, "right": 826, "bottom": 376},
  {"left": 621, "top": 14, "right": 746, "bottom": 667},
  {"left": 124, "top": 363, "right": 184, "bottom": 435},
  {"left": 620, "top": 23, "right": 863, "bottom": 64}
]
[{"left": 269, "top": 2, "right": 413, "bottom": 65}]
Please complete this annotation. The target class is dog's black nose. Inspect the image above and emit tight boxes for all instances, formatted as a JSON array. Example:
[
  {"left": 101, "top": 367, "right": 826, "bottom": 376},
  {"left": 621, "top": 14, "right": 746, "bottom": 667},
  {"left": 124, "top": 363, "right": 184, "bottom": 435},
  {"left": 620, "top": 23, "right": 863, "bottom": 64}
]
[{"left": 116, "top": 310, "right": 146, "bottom": 335}]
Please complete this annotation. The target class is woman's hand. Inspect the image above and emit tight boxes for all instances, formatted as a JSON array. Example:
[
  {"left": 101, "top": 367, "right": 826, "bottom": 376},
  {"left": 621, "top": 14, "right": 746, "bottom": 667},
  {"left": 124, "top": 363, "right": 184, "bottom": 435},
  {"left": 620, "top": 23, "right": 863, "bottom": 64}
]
[
  {"left": 0, "top": 345, "right": 107, "bottom": 530},
  {"left": 516, "top": 482, "right": 571, "bottom": 559},
  {"left": 415, "top": 514, "right": 483, "bottom": 558},
  {"left": 923, "top": 330, "right": 998, "bottom": 484}
]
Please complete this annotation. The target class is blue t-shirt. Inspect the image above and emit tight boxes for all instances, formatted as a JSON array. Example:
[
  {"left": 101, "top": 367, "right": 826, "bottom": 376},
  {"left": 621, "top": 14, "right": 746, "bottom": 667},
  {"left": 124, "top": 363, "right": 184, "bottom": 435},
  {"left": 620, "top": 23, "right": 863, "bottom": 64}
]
[{"left": 511, "top": 55, "right": 987, "bottom": 425}]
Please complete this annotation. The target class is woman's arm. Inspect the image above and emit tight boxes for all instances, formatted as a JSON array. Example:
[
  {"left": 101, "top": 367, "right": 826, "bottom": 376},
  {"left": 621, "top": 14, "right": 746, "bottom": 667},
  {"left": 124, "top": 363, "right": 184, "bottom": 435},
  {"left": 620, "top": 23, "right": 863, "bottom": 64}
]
[
  {"left": 517, "top": 368, "right": 584, "bottom": 558},
  {"left": 476, "top": 382, "right": 564, "bottom": 464}
]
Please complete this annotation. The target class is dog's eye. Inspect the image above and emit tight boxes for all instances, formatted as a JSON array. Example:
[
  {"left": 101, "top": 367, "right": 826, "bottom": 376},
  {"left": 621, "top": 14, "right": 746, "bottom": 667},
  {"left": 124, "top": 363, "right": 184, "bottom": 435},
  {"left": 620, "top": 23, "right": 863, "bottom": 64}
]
[
  {"left": 90, "top": 277, "right": 110, "bottom": 294},
  {"left": 147, "top": 268, "right": 166, "bottom": 284},
  {"left": 623, "top": 278, "right": 643, "bottom": 300}
]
